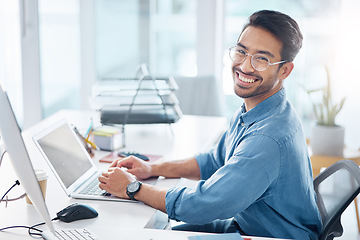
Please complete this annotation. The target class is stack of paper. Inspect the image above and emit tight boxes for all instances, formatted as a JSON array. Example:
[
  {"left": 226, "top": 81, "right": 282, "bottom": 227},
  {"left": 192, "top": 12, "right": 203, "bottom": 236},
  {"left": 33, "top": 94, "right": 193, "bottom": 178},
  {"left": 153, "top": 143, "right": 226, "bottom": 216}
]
[{"left": 93, "top": 126, "right": 123, "bottom": 151}]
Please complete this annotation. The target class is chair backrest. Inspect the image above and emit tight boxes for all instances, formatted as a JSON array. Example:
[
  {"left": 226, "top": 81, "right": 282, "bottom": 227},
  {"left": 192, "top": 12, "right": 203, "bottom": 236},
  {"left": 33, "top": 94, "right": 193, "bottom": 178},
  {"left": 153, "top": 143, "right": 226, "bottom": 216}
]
[{"left": 314, "top": 160, "right": 360, "bottom": 240}]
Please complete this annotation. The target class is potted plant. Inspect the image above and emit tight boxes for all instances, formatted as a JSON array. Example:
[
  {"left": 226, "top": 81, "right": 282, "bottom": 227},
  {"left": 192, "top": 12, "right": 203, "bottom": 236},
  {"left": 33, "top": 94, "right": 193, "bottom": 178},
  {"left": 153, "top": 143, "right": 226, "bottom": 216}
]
[{"left": 305, "top": 66, "right": 346, "bottom": 156}]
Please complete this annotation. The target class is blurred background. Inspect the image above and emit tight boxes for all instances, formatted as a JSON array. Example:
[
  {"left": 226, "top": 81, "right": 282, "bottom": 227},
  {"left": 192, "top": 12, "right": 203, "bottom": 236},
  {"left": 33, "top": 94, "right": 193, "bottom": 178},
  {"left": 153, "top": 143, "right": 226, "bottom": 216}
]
[{"left": 0, "top": 0, "right": 359, "bottom": 149}]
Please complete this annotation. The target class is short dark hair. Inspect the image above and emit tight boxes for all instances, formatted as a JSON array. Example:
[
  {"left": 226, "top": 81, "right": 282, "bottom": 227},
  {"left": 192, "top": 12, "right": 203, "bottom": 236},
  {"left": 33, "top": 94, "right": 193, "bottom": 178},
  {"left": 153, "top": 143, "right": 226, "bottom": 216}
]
[{"left": 240, "top": 10, "right": 303, "bottom": 62}]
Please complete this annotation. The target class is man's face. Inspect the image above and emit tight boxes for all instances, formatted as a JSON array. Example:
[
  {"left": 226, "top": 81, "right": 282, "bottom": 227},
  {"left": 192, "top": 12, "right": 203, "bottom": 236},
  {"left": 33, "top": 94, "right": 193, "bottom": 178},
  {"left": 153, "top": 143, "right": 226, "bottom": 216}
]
[{"left": 232, "top": 26, "right": 288, "bottom": 109}]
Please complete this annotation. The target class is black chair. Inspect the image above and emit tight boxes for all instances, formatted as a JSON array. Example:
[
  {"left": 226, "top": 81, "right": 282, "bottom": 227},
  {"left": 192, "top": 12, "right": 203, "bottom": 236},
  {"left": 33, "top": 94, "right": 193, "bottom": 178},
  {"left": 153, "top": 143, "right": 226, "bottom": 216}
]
[{"left": 314, "top": 160, "right": 360, "bottom": 240}]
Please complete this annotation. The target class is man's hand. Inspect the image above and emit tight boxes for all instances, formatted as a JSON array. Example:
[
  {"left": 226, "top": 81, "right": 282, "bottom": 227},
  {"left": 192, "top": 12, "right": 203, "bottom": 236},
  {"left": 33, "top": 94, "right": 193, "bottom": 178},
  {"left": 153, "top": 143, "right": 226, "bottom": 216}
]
[
  {"left": 110, "top": 156, "right": 153, "bottom": 180},
  {"left": 98, "top": 161, "right": 168, "bottom": 213},
  {"left": 99, "top": 155, "right": 198, "bottom": 213},
  {"left": 98, "top": 167, "right": 136, "bottom": 199}
]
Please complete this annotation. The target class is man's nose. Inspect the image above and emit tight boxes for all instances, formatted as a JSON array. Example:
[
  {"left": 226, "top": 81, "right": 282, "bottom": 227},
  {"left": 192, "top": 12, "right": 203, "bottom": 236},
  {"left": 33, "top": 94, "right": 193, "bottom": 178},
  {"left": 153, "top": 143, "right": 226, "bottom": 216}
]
[{"left": 240, "top": 55, "right": 255, "bottom": 73}]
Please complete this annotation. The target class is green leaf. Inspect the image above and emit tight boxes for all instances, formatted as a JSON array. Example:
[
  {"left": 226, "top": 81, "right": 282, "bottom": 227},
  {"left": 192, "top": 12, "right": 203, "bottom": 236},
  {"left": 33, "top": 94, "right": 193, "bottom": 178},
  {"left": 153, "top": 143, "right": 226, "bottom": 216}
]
[{"left": 304, "top": 65, "right": 346, "bottom": 126}]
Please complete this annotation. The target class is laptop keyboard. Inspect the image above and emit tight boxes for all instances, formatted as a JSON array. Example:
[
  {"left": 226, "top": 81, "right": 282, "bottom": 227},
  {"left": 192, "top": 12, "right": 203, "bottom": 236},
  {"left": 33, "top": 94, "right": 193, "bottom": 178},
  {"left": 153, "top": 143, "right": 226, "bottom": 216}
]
[{"left": 78, "top": 175, "right": 110, "bottom": 196}]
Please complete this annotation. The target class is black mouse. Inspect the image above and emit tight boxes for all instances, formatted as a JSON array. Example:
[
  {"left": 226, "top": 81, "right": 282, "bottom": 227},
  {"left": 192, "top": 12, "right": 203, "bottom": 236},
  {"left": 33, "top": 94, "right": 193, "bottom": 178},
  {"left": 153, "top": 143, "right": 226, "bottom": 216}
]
[{"left": 57, "top": 203, "right": 98, "bottom": 223}]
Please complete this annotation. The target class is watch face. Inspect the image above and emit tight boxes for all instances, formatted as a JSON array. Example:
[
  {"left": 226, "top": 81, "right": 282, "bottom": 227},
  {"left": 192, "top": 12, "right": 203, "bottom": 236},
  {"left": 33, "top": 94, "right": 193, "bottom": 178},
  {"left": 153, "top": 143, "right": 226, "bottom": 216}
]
[{"left": 128, "top": 181, "right": 140, "bottom": 192}]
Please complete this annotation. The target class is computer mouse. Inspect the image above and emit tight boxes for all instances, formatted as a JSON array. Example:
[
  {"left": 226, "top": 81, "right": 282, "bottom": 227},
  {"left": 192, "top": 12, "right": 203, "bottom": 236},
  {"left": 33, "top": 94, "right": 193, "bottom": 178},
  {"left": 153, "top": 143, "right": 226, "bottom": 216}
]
[{"left": 57, "top": 203, "right": 98, "bottom": 223}]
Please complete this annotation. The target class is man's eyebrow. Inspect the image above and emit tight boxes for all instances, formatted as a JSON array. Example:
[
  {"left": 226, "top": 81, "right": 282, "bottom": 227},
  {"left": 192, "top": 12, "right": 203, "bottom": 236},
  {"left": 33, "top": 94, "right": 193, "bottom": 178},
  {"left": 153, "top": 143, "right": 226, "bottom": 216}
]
[
  {"left": 236, "top": 42, "right": 275, "bottom": 58},
  {"left": 236, "top": 42, "right": 247, "bottom": 50},
  {"left": 258, "top": 50, "right": 275, "bottom": 58}
]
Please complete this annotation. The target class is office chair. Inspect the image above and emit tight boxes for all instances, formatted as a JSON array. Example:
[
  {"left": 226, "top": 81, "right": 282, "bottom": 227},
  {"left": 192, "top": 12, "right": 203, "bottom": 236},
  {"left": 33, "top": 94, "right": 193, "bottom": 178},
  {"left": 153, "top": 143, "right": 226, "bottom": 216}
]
[{"left": 314, "top": 160, "right": 360, "bottom": 240}]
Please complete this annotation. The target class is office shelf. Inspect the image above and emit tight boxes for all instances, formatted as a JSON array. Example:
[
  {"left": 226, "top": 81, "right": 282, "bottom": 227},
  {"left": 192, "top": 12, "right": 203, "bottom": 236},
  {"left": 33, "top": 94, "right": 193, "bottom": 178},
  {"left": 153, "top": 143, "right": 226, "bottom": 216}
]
[
  {"left": 94, "top": 77, "right": 179, "bottom": 92},
  {"left": 90, "top": 65, "right": 182, "bottom": 126},
  {"left": 100, "top": 105, "right": 182, "bottom": 125}
]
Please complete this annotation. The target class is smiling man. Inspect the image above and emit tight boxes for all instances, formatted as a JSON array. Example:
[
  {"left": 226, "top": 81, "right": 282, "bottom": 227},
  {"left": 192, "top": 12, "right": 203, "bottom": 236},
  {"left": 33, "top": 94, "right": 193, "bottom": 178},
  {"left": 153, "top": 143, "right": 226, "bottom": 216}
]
[{"left": 99, "top": 10, "right": 322, "bottom": 240}]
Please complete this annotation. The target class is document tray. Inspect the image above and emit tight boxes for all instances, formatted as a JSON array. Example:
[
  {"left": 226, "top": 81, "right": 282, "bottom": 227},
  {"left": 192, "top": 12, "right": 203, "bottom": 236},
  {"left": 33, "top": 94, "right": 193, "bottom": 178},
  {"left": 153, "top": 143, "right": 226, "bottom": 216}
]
[{"left": 100, "top": 106, "right": 181, "bottom": 125}]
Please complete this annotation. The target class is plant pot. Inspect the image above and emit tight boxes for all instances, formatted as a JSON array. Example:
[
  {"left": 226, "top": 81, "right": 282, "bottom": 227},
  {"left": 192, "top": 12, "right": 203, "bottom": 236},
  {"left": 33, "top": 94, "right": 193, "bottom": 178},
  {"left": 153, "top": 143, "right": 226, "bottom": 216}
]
[{"left": 310, "top": 125, "right": 345, "bottom": 156}]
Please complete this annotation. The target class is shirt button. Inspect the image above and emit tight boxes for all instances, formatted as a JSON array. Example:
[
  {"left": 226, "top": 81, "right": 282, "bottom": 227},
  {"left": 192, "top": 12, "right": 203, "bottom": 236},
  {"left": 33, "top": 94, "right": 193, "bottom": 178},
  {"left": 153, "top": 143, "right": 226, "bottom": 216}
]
[{"left": 241, "top": 123, "right": 245, "bottom": 126}]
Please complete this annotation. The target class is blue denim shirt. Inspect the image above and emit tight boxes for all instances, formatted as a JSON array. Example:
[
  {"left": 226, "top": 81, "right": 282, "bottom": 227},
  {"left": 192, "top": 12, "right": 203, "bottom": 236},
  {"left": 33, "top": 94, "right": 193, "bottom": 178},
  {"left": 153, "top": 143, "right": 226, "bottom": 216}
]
[{"left": 165, "top": 89, "right": 322, "bottom": 240}]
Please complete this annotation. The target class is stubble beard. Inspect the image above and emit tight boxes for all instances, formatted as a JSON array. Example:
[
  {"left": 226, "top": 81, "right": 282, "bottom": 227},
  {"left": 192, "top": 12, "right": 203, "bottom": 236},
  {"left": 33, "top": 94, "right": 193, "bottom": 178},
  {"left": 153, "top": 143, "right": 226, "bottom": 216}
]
[{"left": 232, "top": 69, "right": 279, "bottom": 100}]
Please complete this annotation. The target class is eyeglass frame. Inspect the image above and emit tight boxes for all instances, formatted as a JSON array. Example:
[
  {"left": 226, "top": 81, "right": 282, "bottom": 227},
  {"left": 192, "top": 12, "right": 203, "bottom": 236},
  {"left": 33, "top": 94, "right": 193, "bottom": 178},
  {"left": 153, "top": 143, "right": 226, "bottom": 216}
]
[{"left": 229, "top": 46, "right": 287, "bottom": 71}]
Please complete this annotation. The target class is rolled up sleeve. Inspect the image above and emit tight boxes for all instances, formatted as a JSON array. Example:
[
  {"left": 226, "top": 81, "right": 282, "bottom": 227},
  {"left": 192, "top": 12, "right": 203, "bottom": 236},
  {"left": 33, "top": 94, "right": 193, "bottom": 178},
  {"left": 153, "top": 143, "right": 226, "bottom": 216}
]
[
  {"left": 195, "top": 132, "right": 227, "bottom": 180},
  {"left": 165, "top": 135, "right": 281, "bottom": 224}
]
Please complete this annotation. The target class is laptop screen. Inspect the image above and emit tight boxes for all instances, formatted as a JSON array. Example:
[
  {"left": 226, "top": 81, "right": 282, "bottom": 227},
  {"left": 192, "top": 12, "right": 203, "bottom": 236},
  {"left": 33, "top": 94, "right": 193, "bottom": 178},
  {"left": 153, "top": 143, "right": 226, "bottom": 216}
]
[{"left": 36, "top": 122, "right": 93, "bottom": 188}]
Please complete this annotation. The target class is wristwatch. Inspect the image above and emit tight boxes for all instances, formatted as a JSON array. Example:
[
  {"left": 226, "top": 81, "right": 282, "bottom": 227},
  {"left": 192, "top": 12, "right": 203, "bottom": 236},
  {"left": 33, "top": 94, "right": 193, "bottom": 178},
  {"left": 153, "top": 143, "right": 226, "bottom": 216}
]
[{"left": 126, "top": 181, "right": 142, "bottom": 200}]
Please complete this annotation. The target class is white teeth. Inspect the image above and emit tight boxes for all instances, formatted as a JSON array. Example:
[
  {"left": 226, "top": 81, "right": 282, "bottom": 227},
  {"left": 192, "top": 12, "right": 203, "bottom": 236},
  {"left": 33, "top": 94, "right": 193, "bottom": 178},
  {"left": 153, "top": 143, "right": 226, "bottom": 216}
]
[{"left": 239, "top": 74, "right": 255, "bottom": 83}]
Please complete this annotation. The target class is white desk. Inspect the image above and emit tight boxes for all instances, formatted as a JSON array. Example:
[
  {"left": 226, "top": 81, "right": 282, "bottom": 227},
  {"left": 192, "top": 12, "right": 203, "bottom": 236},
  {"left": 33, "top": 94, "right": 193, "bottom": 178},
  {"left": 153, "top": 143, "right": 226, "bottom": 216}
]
[
  {"left": 0, "top": 110, "right": 287, "bottom": 240},
  {"left": 0, "top": 110, "right": 229, "bottom": 239}
]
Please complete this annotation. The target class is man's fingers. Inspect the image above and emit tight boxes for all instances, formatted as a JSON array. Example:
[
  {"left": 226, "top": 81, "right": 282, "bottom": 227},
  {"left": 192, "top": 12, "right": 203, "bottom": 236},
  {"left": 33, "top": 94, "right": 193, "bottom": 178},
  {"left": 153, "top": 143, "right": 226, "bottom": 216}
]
[
  {"left": 98, "top": 174, "right": 108, "bottom": 183},
  {"left": 109, "top": 159, "right": 117, "bottom": 167},
  {"left": 98, "top": 182, "right": 106, "bottom": 190},
  {"left": 117, "top": 157, "right": 135, "bottom": 168}
]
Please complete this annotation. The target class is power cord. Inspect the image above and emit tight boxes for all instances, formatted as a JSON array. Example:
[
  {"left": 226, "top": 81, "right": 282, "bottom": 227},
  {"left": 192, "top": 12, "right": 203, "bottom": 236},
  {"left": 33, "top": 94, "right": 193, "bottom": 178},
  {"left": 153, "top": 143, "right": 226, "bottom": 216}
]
[
  {"left": 0, "top": 225, "right": 43, "bottom": 238},
  {"left": 0, "top": 147, "right": 27, "bottom": 205},
  {"left": 1, "top": 180, "right": 20, "bottom": 202},
  {"left": 0, "top": 142, "right": 6, "bottom": 169},
  {"left": 0, "top": 180, "right": 27, "bottom": 207},
  {"left": 0, "top": 217, "right": 60, "bottom": 238}
]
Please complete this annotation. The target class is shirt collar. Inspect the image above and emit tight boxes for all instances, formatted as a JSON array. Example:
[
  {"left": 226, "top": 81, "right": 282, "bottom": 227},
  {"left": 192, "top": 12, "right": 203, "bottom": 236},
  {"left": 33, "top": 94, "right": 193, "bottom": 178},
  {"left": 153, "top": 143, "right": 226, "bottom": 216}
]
[{"left": 239, "top": 88, "right": 286, "bottom": 127}]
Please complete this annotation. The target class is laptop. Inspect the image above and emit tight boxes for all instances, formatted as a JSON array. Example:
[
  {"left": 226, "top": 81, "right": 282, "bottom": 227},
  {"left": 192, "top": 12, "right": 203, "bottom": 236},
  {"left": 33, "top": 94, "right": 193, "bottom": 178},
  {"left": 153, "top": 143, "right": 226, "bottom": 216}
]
[{"left": 33, "top": 119, "right": 156, "bottom": 202}]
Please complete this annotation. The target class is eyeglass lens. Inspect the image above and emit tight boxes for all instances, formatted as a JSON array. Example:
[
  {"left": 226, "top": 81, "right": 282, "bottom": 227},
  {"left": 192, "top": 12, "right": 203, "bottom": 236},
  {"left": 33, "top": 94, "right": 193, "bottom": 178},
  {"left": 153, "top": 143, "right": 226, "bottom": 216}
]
[{"left": 229, "top": 47, "right": 270, "bottom": 71}]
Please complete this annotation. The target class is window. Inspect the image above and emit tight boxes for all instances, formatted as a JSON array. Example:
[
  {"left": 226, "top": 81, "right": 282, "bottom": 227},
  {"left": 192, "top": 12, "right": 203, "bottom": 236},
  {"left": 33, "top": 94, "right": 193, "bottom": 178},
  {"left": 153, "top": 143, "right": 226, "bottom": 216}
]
[
  {"left": 95, "top": 0, "right": 197, "bottom": 78},
  {"left": 38, "top": 0, "right": 81, "bottom": 118},
  {"left": 0, "top": 0, "right": 23, "bottom": 124}
]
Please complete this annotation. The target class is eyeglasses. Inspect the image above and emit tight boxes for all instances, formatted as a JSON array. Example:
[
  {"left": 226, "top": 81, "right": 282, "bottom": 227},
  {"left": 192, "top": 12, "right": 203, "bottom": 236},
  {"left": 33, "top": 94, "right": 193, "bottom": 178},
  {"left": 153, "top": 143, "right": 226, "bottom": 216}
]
[{"left": 229, "top": 46, "right": 287, "bottom": 71}]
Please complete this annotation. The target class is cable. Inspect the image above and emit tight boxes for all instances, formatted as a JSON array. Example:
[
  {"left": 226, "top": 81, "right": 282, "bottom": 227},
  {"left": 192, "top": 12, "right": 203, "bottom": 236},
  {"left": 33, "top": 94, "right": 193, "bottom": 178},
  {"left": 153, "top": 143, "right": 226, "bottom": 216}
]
[
  {"left": 0, "top": 180, "right": 26, "bottom": 208},
  {"left": 0, "top": 180, "right": 20, "bottom": 202},
  {"left": 0, "top": 217, "right": 59, "bottom": 238},
  {"left": 0, "top": 148, "right": 26, "bottom": 204},
  {"left": 0, "top": 144, "right": 6, "bottom": 168},
  {"left": 2, "top": 193, "right": 27, "bottom": 202},
  {"left": 0, "top": 225, "right": 43, "bottom": 238},
  {"left": 29, "top": 222, "right": 45, "bottom": 238}
]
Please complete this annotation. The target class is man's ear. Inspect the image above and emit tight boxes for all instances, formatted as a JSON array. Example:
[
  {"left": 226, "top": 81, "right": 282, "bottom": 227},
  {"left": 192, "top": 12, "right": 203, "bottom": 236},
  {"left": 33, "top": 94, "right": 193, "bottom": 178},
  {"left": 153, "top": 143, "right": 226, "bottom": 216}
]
[{"left": 278, "top": 62, "right": 294, "bottom": 80}]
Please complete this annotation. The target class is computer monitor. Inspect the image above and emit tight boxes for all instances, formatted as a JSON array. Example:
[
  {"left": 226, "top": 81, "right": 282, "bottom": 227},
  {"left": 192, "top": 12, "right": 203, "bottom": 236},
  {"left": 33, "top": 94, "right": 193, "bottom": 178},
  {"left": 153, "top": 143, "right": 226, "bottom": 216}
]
[{"left": 0, "top": 82, "right": 55, "bottom": 233}]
